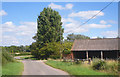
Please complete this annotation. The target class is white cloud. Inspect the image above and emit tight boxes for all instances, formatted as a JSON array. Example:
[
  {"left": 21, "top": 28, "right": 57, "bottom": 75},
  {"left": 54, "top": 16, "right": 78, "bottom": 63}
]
[
  {"left": 64, "top": 23, "right": 111, "bottom": 33},
  {"left": 2, "top": 35, "right": 19, "bottom": 46},
  {"left": 48, "top": 3, "right": 73, "bottom": 10},
  {"left": 101, "top": 31, "right": 118, "bottom": 38},
  {"left": 62, "top": 18, "right": 112, "bottom": 34},
  {"left": 65, "top": 4, "right": 73, "bottom": 9},
  {"left": 48, "top": 3, "right": 64, "bottom": 10},
  {"left": 64, "top": 23, "right": 88, "bottom": 33},
  {"left": 0, "top": 10, "right": 7, "bottom": 16},
  {"left": 2, "top": 21, "right": 37, "bottom": 36},
  {"left": 2, "top": 21, "right": 16, "bottom": 32},
  {"left": 62, "top": 18, "right": 77, "bottom": 23},
  {"left": 68, "top": 10, "right": 104, "bottom": 19},
  {"left": 100, "top": 20, "right": 107, "bottom": 24},
  {"left": 16, "top": 22, "right": 37, "bottom": 36},
  {"left": 85, "top": 24, "right": 111, "bottom": 28},
  {"left": 91, "top": 36, "right": 98, "bottom": 39},
  {"left": 62, "top": 18, "right": 87, "bottom": 33},
  {"left": 2, "top": 21, "right": 37, "bottom": 46}
]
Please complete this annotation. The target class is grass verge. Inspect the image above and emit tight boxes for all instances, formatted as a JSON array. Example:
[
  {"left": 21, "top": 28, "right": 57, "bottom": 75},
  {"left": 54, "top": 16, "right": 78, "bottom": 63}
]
[
  {"left": 20, "top": 55, "right": 39, "bottom": 60},
  {"left": 45, "top": 60, "right": 108, "bottom": 75},
  {"left": 2, "top": 62, "right": 24, "bottom": 75}
]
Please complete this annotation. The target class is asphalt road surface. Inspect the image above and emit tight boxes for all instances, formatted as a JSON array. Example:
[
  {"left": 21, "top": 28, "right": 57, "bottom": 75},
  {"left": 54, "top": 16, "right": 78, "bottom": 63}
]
[{"left": 22, "top": 59, "right": 69, "bottom": 75}]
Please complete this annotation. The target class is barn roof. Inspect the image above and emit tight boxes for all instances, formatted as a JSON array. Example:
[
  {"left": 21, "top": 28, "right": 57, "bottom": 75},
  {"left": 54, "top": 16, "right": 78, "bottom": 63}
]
[{"left": 71, "top": 38, "right": 119, "bottom": 51}]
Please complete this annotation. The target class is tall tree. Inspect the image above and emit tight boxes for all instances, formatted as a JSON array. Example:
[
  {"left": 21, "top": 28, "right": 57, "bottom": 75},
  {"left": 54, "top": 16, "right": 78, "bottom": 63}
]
[
  {"left": 31, "top": 8, "right": 64, "bottom": 59},
  {"left": 34, "top": 7, "right": 64, "bottom": 48},
  {"left": 67, "top": 33, "right": 90, "bottom": 42}
]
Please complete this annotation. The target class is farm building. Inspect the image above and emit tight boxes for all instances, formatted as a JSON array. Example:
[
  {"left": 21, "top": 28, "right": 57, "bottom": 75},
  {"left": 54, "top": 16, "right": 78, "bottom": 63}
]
[{"left": 71, "top": 38, "right": 120, "bottom": 60}]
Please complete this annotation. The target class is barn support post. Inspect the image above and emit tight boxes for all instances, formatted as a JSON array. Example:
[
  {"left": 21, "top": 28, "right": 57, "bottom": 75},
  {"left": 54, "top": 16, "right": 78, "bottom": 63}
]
[
  {"left": 71, "top": 51, "right": 74, "bottom": 60},
  {"left": 86, "top": 51, "right": 88, "bottom": 60},
  {"left": 101, "top": 51, "right": 103, "bottom": 60}
]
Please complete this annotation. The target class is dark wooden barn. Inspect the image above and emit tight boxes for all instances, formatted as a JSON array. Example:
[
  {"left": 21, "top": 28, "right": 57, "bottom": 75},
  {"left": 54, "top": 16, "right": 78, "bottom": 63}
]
[{"left": 71, "top": 38, "right": 120, "bottom": 60}]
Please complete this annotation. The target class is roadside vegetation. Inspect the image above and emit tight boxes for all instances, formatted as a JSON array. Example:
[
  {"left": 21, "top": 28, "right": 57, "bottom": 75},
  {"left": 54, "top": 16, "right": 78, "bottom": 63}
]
[
  {"left": 92, "top": 58, "right": 118, "bottom": 75},
  {"left": 2, "top": 51, "right": 15, "bottom": 65},
  {"left": 1, "top": 48, "right": 24, "bottom": 75},
  {"left": 45, "top": 59, "right": 118, "bottom": 75},
  {"left": 45, "top": 60, "right": 107, "bottom": 75}
]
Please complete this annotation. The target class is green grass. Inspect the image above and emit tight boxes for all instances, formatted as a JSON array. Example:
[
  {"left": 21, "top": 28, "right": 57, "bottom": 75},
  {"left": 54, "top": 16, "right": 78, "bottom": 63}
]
[
  {"left": 45, "top": 60, "right": 108, "bottom": 75},
  {"left": 2, "top": 62, "right": 24, "bottom": 75},
  {"left": 20, "top": 55, "right": 39, "bottom": 60},
  {"left": 0, "top": 65, "right": 2, "bottom": 76}
]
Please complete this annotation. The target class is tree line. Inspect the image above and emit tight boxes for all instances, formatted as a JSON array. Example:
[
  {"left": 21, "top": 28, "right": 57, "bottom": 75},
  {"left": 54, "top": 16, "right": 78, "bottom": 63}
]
[{"left": 2, "top": 45, "right": 30, "bottom": 53}]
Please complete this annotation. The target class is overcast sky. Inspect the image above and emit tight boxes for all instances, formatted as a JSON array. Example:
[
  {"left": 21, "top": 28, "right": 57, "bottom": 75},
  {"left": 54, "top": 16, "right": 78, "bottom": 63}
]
[{"left": 1, "top": 2, "right": 118, "bottom": 46}]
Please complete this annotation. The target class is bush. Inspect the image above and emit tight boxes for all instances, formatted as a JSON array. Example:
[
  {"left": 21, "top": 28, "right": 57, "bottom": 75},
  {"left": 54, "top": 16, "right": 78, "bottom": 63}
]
[
  {"left": 106, "top": 60, "right": 118, "bottom": 74},
  {"left": 74, "top": 59, "right": 82, "bottom": 65},
  {"left": 62, "top": 48, "right": 71, "bottom": 55},
  {"left": 92, "top": 58, "right": 106, "bottom": 70},
  {"left": 30, "top": 42, "right": 62, "bottom": 60},
  {"left": 92, "top": 58, "right": 118, "bottom": 74},
  {"left": 118, "top": 58, "right": 120, "bottom": 71},
  {"left": 2, "top": 51, "right": 15, "bottom": 65},
  {"left": 109, "top": 63, "right": 118, "bottom": 73},
  {"left": 49, "top": 55, "right": 60, "bottom": 59}
]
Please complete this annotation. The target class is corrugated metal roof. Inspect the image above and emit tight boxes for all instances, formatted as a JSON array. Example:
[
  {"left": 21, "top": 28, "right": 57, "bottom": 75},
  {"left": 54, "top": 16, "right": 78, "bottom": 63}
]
[{"left": 71, "top": 38, "right": 119, "bottom": 51}]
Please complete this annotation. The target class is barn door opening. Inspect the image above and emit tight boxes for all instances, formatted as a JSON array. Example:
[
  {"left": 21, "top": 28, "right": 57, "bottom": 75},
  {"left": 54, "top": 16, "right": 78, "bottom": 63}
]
[
  {"left": 103, "top": 51, "right": 118, "bottom": 59},
  {"left": 73, "top": 51, "right": 86, "bottom": 59},
  {"left": 88, "top": 51, "right": 101, "bottom": 59}
]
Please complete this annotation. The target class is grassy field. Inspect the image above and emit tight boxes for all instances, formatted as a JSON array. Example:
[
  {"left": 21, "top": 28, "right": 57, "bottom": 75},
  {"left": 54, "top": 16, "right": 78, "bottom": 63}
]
[
  {"left": 45, "top": 60, "right": 109, "bottom": 75},
  {"left": 2, "top": 62, "right": 24, "bottom": 75}
]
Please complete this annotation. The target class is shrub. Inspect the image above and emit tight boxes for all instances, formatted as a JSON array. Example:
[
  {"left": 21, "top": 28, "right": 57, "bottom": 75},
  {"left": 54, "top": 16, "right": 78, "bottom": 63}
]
[
  {"left": 92, "top": 58, "right": 106, "bottom": 70},
  {"left": 2, "top": 51, "right": 15, "bottom": 65},
  {"left": 62, "top": 48, "right": 71, "bottom": 55},
  {"left": 118, "top": 58, "right": 120, "bottom": 71},
  {"left": 106, "top": 60, "right": 118, "bottom": 74},
  {"left": 74, "top": 59, "right": 82, "bottom": 65},
  {"left": 49, "top": 55, "right": 60, "bottom": 59},
  {"left": 109, "top": 63, "right": 118, "bottom": 73},
  {"left": 31, "top": 42, "right": 62, "bottom": 60}
]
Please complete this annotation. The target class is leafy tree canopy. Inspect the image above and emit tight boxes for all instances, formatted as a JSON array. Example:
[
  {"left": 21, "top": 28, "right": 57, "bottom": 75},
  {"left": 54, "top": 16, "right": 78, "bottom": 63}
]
[
  {"left": 34, "top": 7, "right": 64, "bottom": 48},
  {"left": 66, "top": 33, "right": 90, "bottom": 42},
  {"left": 62, "top": 41, "right": 73, "bottom": 55},
  {"left": 31, "top": 7, "right": 64, "bottom": 59}
]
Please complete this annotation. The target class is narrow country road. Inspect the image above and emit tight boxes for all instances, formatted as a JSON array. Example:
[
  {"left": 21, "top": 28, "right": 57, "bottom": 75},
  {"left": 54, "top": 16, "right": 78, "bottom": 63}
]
[{"left": 22, "top": 59, "right": 69, "bottom": 75}]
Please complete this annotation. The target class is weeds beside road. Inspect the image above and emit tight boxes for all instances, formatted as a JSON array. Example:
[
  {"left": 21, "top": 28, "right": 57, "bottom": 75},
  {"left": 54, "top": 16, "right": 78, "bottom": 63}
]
[
  {"left": 1, "top": 51, "right": 24, "bottom": 75},
  {"left": 45, "top": 60, "right": 108, "bottom": 75}
]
